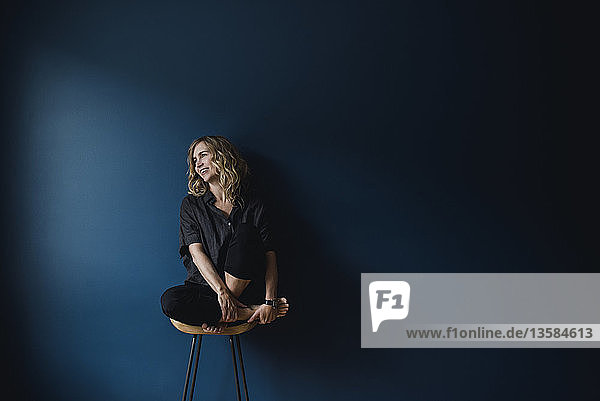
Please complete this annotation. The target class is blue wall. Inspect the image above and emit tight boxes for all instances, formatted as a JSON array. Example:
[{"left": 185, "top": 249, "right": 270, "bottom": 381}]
[{"left": 2, "top": 1, "right": 597, "bottom": 400}]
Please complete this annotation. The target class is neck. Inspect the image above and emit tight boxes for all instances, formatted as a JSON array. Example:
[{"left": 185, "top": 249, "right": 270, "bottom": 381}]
[{"left": 208, "top": 182, "right": 228, "bottom": 204}]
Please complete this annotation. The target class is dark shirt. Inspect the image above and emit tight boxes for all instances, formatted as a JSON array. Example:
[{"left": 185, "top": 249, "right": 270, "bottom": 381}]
[{"left": 178, "top": 189, "right": 275, "bottom": 286}]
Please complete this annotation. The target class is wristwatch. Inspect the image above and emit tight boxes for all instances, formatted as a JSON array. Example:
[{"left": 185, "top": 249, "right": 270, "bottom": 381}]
[{"left": 264, "top": 299, "right": 277, "bottom": 308}]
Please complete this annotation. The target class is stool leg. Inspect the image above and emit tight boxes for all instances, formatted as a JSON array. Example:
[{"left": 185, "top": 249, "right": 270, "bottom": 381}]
[
  {"left": 182, "top": 335, "right": 198, "bottom": 401},
  {"left": 235, "top": 336, "right": 250, "bottom": 401},
  {"left": 229, "top": 336, "right": 242, "bottom": 401},
  {"left": 188, "top": 335, "right": 202, "bottom": 401}
]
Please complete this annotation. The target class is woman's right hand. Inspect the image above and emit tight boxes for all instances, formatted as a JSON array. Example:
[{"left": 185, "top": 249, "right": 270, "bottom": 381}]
[{"left": 217, "top": 291, "right": 246, "bottom": 322}]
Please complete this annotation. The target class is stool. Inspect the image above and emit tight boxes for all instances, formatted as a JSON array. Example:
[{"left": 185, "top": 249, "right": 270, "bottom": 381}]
[{"left": 170, "top": 318, "right": 258, "bottom": 401}]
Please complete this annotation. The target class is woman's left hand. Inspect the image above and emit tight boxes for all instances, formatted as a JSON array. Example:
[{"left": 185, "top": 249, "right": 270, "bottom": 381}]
[{"left": 248, "top": 304, "right": 277, "bottom": 324}]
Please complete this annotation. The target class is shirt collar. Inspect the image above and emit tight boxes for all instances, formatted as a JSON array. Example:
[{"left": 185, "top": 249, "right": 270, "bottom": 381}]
[
  {"left": 202, "top": 188, "right": 247, "bottom": 208},
  {"left": 202, "top": 190, "right": 216, "bottom": 205}
]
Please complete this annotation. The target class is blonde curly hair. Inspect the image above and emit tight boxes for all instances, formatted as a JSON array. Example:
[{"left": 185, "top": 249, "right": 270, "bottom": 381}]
[{"left": 186, "top": 136, "right": 249, "bottom": 206}]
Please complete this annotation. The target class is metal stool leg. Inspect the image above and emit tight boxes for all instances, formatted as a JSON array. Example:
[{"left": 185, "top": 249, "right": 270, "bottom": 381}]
[
  {"left": 188, "top": 335, "right": 202, "bottom": 401},
  {"left": 235, "top": 336, "right": 250, "bottom": 401},
  {"left": 182, "top": 335, "right": 198, "bottom": 401},
  {"left": 229, "top": 336, "right": 242, "bottom": 401}
]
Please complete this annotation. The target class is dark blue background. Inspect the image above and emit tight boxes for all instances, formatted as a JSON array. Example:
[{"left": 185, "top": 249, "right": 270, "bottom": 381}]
[{"left": 2, "top": 1, "right": 598, "bottom": 400}]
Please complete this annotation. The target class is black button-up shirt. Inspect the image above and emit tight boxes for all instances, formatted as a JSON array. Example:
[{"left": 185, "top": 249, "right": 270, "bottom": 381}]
[{"left": 178, "top": 189, "right": 275, "bottom": 286}]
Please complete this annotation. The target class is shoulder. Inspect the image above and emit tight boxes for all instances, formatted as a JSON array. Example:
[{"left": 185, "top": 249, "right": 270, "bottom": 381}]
[
  {"left": 181, "top": 193, "right": 196, "bottom": 206},
  {"left": 183, "top": 193, "right": 199, "bottom": 201},
  {"left": 181, "top": 193, "right": 205, "bottom": 211}
]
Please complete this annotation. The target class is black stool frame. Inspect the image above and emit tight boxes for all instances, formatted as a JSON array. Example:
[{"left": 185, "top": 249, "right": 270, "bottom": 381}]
[{"left": 181, "top": 334, "right": 250, "bottom": 401}]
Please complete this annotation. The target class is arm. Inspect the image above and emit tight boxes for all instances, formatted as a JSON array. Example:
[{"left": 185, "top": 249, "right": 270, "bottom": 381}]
[
  {"left": 247, "top": 196, "right": 280, "bottom": 324},
  {"left": 249, "top": 250, "right": 279, "bottom": 324},
  {"left": 264, "top": 250, "right": 278, "bottom": 300},
  {"left": 253, "top": 198, "right": 278, "bottom": 301},
  {"left": 188, "top": 242, "right": 245, "bottom": 322}
]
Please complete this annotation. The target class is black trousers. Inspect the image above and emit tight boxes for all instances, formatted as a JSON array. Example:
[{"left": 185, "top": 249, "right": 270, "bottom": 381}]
[{"left": 161, "top": 223, "right": 266, "bottom": 325}]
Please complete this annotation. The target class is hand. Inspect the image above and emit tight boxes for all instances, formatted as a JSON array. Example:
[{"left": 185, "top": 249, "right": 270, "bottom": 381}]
[
  {"left": 217, "top": 291, "right": 246, "bottom": 322},
  {"left": 248, "top": 304, "right": 277, "bottom": 324}
]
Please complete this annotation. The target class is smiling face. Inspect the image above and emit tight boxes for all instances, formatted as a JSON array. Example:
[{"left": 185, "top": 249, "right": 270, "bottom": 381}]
[
  {"left": 186, "top": 136, "right": 250, "bottom": 199},
  {"left": 192, "top": 141, "right": 218, "bottom": 183}
]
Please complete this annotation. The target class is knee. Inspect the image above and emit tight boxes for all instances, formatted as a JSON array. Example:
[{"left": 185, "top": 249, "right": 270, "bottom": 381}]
[{"left": 160, "top": 287, "right": 179, "bottom": 317}]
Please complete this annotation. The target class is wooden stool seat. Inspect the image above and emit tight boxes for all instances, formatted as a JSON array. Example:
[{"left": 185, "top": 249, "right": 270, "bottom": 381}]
[{"left": 170, "top": 318, "right": 257, "bottom": 335}]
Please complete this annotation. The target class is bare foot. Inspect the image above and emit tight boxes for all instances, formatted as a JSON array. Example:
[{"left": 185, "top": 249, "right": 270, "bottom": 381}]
[
  {"left": 201, "top": 322, "right": 225, "bottom": 333},
  {"left": 275, "top": 297, "right": 289, "bottom": 319},
  {"left": 237, "top": 297, "right": 290, "bottom": 322},
  {"left": 200, "top": 298, "right": 290, "bottom": 331}
]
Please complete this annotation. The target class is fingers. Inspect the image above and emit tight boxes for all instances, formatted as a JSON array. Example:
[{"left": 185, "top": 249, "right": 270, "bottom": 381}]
[
  {"left": 217, "top": 296, "right": 228, "bottom": 322},
  {"left": 218, "top": 293, "right": 236, "bottom": 322},
  {"left": 223, "top": 309, "right": 236, "bottom": 322},
  {"left": 220, "top": 301, "right": 231, "bottom": 322},
  {"left": 219, "top": 299, "right": 238, "bottom": 322},
  {"left": 248, "top": 310, "right": 258, "bottom": 323},
  {"left": 260, "top": 309, "right": 277, "bottom": 324},
  {"left": 222, "top": 308, "right": 234, "bottom": 322},
  {"left": 227, "top": 302, "right": 236, "bottom": 322},
  {"left": 222, "top": 295, "right": 244, "bottom": 322},
  {"left": 249, "top": 307, "right": 280, "bottom": 324}
]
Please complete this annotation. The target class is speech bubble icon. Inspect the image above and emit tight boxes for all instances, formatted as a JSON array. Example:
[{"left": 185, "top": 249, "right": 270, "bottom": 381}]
[{"left": 369, "top": 281, "right": 411, "bottom": 332}]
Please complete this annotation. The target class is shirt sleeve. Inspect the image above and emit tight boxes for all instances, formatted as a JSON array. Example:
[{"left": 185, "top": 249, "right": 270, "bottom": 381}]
[
  {"left": 253, "top": 198, "right": 276, "bottom": 253},
  {"left": 179, "top": 197, "right": 203, "bottom": 258}
]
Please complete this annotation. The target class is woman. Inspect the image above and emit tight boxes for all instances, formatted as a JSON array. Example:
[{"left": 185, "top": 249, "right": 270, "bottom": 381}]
[{"left": 161, "top": 136, "right": 288, "bottom": 333}]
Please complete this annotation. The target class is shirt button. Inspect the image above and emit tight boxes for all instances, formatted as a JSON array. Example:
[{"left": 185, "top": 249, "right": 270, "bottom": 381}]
[{"left": 228, "top": 222, "right": 231, "bottom": 226}]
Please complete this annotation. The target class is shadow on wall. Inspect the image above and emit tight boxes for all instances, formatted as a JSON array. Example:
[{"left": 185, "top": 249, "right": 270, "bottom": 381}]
[
  {"left": 245, "top": 154, "right": 355, "bottom": 340},
  {"left": 242, "top": 152, "right": 392, "bottom": 389}
]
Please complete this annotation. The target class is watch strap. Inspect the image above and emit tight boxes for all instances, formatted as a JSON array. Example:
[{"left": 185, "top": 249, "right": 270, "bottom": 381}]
[{"left": 264, "top": 299, "right": 277, "bottom": 308}]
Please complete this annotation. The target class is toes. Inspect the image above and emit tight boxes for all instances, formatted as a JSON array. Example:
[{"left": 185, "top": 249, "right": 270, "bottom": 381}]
[
  {"left": 277, "top": 298, "right": 290, "bottom": 310},
  {"left": 201, "top": 324, "right": 223, "bottom": 333}
]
